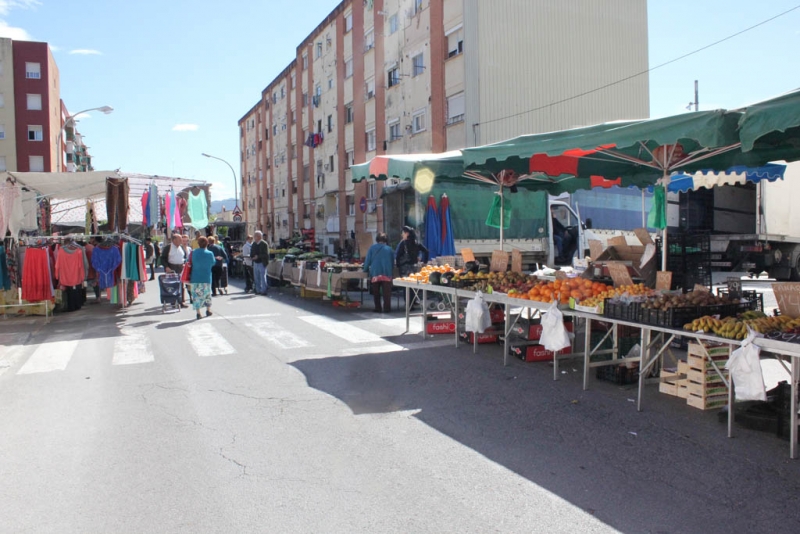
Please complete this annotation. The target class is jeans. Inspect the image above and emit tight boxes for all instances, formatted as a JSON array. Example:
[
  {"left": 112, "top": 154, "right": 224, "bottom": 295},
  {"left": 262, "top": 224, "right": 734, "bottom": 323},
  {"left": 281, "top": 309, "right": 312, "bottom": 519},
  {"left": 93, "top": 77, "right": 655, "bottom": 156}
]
[{"left": 254, "top": 263, "right": 268, "bottom": 294}]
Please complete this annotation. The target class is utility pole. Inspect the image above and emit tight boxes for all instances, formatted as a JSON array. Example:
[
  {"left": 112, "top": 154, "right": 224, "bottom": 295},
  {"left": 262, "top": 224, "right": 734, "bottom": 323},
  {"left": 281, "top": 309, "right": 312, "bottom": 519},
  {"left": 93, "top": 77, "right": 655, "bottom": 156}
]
[{"left": 694, "top": 80, "right": 699, "bottom": 112}]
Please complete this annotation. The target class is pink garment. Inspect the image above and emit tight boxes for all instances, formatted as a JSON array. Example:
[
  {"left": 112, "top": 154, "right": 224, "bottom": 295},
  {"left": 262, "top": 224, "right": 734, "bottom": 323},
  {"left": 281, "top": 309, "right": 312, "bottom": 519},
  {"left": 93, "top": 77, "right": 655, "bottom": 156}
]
[
  {"left": 55, "top": 246, "right": 86, "bottom": 286},
  {"left": 175, "top": 197, "right": 186, "bottom": 228}
]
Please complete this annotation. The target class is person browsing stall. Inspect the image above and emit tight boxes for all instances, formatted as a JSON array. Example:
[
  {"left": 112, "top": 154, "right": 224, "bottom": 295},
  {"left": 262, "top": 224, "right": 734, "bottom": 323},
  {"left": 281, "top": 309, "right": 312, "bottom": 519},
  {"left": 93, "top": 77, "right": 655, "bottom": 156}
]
[
  {"left": 395, "top": 225, "right": 429, "bottom": 277},
  {"left": 242, "top": 234, "right": 254, "bottom": 293},
  {"left": 160, "top": 234, "right": 189, "bottom": 308},
  {"left": 363, "top": 232, "right": 395, "bottom": 313},
  {"left": 250, "top": 231, "right": 270, "bottom": 295},
  {"left": 206, "top": 236, "right": 228, "bottom": 296}
]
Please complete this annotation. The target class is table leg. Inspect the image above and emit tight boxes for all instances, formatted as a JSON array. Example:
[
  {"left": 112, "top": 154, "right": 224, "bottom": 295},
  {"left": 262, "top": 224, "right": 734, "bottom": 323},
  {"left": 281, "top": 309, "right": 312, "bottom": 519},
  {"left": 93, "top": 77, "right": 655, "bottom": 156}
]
[
  {"left": 503, "top": 302, "right": 510, "bottom": 367},
  {"left": 728, "top": 362, "right": 735, "bottom": 439},
  {"left": 422, "top": 289, "right": 428, "bottom": 340},
  {"left": 792, "top": 356, "right": 799, "bottom": 459},
  {"left": 404, "top": 287, "right": 410, "bottom": 334},
  {"left": 637, "top": 327, "right": 651, "bottom": 412},
  {"left": 583, "top": 317, "right": 592, "bottom": 390},
  {"left": 454, "top": 290, "right": 459, "bottom": 348}
]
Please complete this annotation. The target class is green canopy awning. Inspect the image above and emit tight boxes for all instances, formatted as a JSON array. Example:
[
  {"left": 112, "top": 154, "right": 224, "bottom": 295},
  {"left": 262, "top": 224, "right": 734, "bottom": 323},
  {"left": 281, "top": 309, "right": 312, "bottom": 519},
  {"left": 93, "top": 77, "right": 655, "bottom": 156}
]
[{"left": 737, "top": 88, "right": 800, "bottom": 156}]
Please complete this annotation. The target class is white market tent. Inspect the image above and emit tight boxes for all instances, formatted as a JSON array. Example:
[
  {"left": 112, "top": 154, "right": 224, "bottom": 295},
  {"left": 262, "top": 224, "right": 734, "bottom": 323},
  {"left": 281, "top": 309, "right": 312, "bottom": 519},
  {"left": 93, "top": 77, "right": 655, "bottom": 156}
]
[{"left": 2, "top": 170, "right": 210, "bottom": 225}]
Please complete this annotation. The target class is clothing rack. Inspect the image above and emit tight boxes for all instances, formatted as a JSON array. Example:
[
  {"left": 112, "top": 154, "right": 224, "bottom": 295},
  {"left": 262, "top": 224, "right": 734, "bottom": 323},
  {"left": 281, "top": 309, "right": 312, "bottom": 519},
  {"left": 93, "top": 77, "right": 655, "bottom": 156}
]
[{"left": 21, "top": 232, "right": 142, "bottom": 246}]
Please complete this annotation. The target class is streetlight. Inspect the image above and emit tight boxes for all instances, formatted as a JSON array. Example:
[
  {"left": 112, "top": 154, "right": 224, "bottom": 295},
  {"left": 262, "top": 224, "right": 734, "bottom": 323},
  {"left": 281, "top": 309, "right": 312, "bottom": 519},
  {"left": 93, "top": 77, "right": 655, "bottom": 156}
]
[
  {"left": 56, "top": 106, "right": 114, "bottom": 172},
  {"left": 201, "top": 152, "right": 239, "bottom": 212}
]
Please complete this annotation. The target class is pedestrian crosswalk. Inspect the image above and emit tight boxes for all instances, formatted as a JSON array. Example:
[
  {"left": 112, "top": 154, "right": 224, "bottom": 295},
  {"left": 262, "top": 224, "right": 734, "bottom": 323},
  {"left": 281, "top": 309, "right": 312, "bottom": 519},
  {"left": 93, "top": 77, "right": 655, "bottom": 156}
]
[{"left": 0, "top": 313, "right": 453, "bottom": 379}]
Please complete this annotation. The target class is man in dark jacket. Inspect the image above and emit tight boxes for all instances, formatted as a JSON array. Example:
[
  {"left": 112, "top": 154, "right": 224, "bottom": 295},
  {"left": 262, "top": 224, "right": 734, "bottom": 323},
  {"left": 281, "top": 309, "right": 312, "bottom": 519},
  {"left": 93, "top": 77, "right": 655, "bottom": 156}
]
[
  {"left": 250, "top": 230, "right": 270, "bottom": 295},
  {"left": 207, "top": 236, "right": 228, "bottom": 296}
]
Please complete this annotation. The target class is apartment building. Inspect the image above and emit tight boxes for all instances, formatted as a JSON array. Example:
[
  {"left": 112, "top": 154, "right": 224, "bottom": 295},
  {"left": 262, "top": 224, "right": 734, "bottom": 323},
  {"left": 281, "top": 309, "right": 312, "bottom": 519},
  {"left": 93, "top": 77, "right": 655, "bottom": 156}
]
[
  {"left": 0, "top": 37, "right": 92, "bottom": 174},
  {"left": 240, "top": 0, "right": 649, "bottom": 254}
]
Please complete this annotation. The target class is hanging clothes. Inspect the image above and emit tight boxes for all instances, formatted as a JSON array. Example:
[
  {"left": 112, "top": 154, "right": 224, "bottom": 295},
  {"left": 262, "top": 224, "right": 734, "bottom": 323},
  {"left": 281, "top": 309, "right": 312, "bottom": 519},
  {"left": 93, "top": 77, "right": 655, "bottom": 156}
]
[
  {"left": 106, "top": 178, "right": 130, "bottom": 232},
  {"left": 141, "top": 191, "right": 150, "bottom": 227},
  {"left": 38, "top": 199, "right": 50, "bottom": 233},
  {"left": 0, "top": 183, "right": 20, "bottom": 238},
  {"left": 5, "top": 240, "right": 20, "bottom": 288},
  {"left": 122, "top": 242, "right": 142, "bottom": 281},
  {"left": 21, "top": 247, "right": 54, "bottom": 302},
  {"left": 54, "top": 244, "right": 87, "bottom": 287},
  {"left": 149, "top": 184, "right": 159, "bottom": 229},
  {"left": 175, "top": 196, "right": 186, "bottom": 229},
  {"left": 91, "top": 243, "right": 122, "bottom": 290},
  {"left": 187, "top": 190, "right": 209, "bottom": 230},
  {"left": 0, "top": 244, "right": 10, "bottom": 290}
]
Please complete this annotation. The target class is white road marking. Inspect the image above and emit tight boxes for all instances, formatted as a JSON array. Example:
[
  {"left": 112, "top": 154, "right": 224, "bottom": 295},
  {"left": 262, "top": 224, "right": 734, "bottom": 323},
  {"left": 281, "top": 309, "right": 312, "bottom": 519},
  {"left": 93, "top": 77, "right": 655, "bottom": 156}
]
[
  {"left": 246, "top": 321, "right": 312, "bottom": 349},
  {"left": 17, "top": 332, "right": 82, "bottom": 374},
  {"left": 298, "top": 315, "right": 384, "bottom": 343},
  {"left": 0, "top": 333, "right": 31, "bottom": 377},
  {"left": 158, "top": 313, "right": 280, "bottom": 325},
  {"left": 113, "top": 327, "right": 154, "bottom": 365},
  {"left": 186, "top": 322, "right": 236, "bottom": 357}
]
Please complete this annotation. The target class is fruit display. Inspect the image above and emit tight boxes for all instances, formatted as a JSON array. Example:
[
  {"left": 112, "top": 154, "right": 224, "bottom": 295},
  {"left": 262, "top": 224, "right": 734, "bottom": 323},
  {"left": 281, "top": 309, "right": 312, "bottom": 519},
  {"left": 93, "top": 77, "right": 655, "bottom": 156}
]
[
  {"left": 684, "top": 312, "right": 799, "bottom": 340},
  {"left": 641, "top": 290, "right": 733, "bottom": 311},
  {"left": 520, "top": 278, "right": 612, "bottom": 304},
  {"left": 398, "top": 264, "right": 456, "bottom": 283}
]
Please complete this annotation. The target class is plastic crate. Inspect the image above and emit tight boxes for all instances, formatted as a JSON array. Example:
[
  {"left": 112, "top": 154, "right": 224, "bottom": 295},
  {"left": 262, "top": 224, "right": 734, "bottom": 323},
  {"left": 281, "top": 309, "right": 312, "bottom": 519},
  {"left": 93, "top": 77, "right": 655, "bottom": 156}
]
[
  {"left": 590, "top": 331, "right": 640, "bottom": 362},
  {"left": 603, "top": 299, "right": 642, "bottom": 322},
  {"left": 596, "top": 364, "right": 640, "bottom": 385},
  {"left": 638, "top": 305, "right": 701, "bottom": 328}
]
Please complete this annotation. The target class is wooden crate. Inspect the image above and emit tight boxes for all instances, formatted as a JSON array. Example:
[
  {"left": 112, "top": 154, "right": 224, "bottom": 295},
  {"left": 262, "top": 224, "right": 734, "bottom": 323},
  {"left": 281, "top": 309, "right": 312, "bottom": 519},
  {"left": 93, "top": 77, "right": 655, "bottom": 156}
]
[
  {"left": 677, "top": 360, "right": 691, "bottom": 376},
  {"left": 687, "top": 342, "right": 731, "bottom": 359},
  {"left": 687, "top": 367, "right": 728, "bottom": 385},
  {"left": 687, "top": 353, "right": 729, "bottom": 371},
  {"left": 687, "top": 392, "right": 728, "bottom": 410},
  {"left": 659, "top": 369, "right": 680, "bottom": 396},
  {"left": 677, "top": 380, "right": 689, "bottom": 399},
  {"left": 686, "top": 380, "right": 728, "bottom": 398}
]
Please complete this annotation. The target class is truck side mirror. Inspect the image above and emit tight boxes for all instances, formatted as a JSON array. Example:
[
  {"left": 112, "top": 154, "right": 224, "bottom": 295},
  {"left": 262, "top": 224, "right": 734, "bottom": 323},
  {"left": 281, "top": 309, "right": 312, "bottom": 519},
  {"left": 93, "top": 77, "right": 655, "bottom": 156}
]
[{"left": 585, "top": 218, "right": 593, "bottom": 229}]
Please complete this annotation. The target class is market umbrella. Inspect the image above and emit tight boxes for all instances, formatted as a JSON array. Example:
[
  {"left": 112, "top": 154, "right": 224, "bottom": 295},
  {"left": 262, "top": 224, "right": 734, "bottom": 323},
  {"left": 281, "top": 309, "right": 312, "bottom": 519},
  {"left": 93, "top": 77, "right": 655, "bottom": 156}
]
[
  {"left": 655, "top": 164, "right": 786, "bottom": 194},
  {"left": 440, "top": 193, "right": 456, "bottom": 256},
  {"left": 424, "top": 195, "right": 441, "bottom": 260}
]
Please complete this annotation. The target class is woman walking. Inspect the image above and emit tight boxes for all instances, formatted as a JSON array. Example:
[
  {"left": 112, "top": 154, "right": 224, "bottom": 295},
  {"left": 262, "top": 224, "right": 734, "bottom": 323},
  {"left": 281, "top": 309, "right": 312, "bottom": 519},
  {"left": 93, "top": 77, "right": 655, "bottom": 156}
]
[
  {"left": 207, "top": 236, "right": 228, "bottom": 296},
  {"left": 189, "top": 236, "right": 215, "bottom": 319}
]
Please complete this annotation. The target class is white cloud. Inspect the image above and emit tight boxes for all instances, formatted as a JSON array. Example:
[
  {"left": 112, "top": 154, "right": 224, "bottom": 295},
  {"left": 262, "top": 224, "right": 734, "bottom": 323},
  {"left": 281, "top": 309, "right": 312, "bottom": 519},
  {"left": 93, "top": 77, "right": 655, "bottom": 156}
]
[
  {"left": 69, "top": 48, "right": 102, "bottom": 55},
  {"left": 172, "top": 124, "right": 199, "bottom": 132},
  {"left": 0, "top": 0, "right": 40, "bottom": 17},
  {"left": 0, "top": 19, "right": 31, "bottom": 40},
  {"left": 49, "top": 44, "right": 60, "bottom": 52}
]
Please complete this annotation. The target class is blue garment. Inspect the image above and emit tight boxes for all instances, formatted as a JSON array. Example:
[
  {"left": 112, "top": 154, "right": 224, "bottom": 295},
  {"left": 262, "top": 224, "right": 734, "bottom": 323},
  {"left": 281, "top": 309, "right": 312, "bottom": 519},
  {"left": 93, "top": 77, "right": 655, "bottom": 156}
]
[
  {"left": 91, "top": 245, "right": 122, "bottom": 290},
  {"left": 190, "top": 248, "right": 215, "bottom": 285},
  {"left": 0, "top": 245, "right": 10, "bottom": 290},
  {"left": 363, "top": 243, "right": 394, "bottom": 278},
  {"left": 254, "top": 262, "right": 268, "bottom": 294}
]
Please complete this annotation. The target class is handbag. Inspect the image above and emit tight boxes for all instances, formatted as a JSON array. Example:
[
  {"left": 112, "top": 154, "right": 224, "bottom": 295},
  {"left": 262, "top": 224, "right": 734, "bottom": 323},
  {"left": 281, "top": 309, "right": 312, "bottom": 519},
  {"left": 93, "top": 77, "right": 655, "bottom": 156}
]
[{"left": 180, "top": 258, "right": 192, "bottom": 283}]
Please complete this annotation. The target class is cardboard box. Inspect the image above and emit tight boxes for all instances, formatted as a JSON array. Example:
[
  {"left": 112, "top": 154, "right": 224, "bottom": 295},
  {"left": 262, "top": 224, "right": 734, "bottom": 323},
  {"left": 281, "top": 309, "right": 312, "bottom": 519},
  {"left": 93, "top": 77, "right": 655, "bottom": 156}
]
[
  {"left": 509, "top": 319, "right": 573, "bottom": 341},
  {"left": 584, "top": 229, "right": 657, "bottom": 287},
  {"left": 427, "top": 320, "right": 456, "bottom": 335},
  {"left": 459, "top": 331, "right": 500, "bottom": 344},
  {"left": 510, "top": 343, "right": 570, "bottom": 362}
]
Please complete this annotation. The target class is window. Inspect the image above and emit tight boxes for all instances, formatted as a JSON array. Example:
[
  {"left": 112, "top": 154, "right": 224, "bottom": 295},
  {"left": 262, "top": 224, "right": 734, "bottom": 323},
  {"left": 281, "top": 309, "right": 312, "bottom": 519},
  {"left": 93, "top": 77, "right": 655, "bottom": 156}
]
[
  {"left": 327, "top": 115, "right": 333, "bottom": 133},
  {"left": 387, "top": 66, "right": 399, "bottom": 88},
  {"left": 329, "top": 155, "right": 334, "bottom": 172},
  {"left": 0, "top": 93, "right": 4, "bottom": 108},
  {"left": 28, "top": 125, "right": 43, "bottom": 141},
  {"left": 302, "top": 92, "right": 308, "bottom": 107},
  {"left": 345, "top": 57, "right": 353, "bottom": 79},
  {"left": 0, "top": 156, "right": 6, "bottom": 171},
  {"left": 290, "top": 144, "right": 296, "bottom": 158},
  {"left": 345, "top": 12, "right": 353, "bottom": 33},
  {"left": 345, "top": 150, "right": 354, "bottom": 169},
  {"left": 281, "top": 85, "right": 286, "bottom": 98},
  {"left": 365, "top": 78, "right": 375, "bottom": 100},
  {"left": 303, "top": 165, "right": 310, "bottom": 183},
  {"left": 0, "top": 61, "right": 3, "bottom": 76},
  {"left": 366, "top": 128, "right": 376, "bottom": 152},
  {"left": 412, "top": 110, "right": 426, "bottom": 133},
  {"left": 290, "top": 73, "right": 295, "bottom": 89},
  {"left": 447, "top": 27, "right": 464, "bottom": 58},
  {"left": 413, "top": 0, "right": 423, "bottom": 15},
  {"left": 281, "top": 123, "right": 287, "bottom": 131},
  {"left": 317, "top": 119, "right": 322, "bottom": 133},
  {"left": 367, "top": 182, "right": 377, "bottom": 200},
  {"left": 446, "top": 92, "right": 465, "bottom": 125},
  {"left": 265, "top": 127, "right": 269, "bottom": 140},
  {"left": 328, "top": 77, "right": 334, "bottom": 90},
  {"left": 29, "top": 155, "right": 44, "bottom": 172},
  {"left": 292, "top": 179, "right": 297, "bottom": 194},
  {"left": 388, "top": 14, "right": 398, "bottom": 34},
  {"left": 302, "top": 54, "right": 308, "bottom": 70},
  {"left": 315, "top": 84, "right": 322, "bottom": 98},
  {"left": 412, "top": 53, "right": 424, "bottom": 77},
  {"left": 0, "top": 124, "right": 4, "bottom": 140},
  {"left": 348, "top": 195, "right": 355, "bottom": 216},
  {"left": 275, "top": 185, "right": 280, "bottom": 198},
  {"left": 25, "top": 62, "right": 40, "bottom": 79},
  {"left": 345, "top": 103, "right": 354, "bottom": 124},
  {"left": 388, "top": 120, "right": 401, "bottom": 141},
  {"left": 273, "top": 124, "right": 278, "bottom": 136},
  {"left": 316, "top": 42, "right": 322, "bottom": 58},
  {"left": 291, "top": 108, "right": 296, "bottom": 124},
  {"left": 364, "top": 29, "right": 374, "bottom": 52}
]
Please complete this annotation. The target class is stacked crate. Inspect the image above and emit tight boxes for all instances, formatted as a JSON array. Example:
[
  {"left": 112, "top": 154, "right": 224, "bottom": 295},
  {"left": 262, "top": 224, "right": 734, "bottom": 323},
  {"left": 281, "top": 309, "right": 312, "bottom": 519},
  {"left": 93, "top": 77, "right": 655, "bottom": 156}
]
[{"left": 682, "top": 342, "right": 730, "bottom": 410}]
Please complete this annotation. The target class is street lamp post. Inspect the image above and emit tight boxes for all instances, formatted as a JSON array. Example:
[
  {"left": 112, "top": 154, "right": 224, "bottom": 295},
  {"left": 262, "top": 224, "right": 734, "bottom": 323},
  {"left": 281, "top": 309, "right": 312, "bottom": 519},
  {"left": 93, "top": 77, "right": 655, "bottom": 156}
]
[
  {"left": 56, "top": 106, "right": 114, "bottom": 172},
  {"left": 201, "top": 152, "right": 239, "bottom": 212}
]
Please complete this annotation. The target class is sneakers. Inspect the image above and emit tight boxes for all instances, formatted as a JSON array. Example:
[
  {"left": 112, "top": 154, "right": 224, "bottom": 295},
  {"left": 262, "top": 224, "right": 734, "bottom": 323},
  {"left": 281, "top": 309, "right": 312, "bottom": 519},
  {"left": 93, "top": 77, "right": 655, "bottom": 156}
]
[{"left": 206, "top": 310, "right": 213, "bottom": 317}]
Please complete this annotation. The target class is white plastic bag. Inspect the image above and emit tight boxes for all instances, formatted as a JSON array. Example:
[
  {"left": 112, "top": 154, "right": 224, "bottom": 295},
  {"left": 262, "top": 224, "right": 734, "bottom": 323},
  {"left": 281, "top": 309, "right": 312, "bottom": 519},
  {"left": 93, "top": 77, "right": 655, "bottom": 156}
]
[
  {"left": 540, "top": 301, "right": 571, "bottom": 352},
  {"left": 725, "top": 329, "right": 766, "bottom": 402},
  {"left": 465, "top": 291, "right": 492, "bottom": 333}
]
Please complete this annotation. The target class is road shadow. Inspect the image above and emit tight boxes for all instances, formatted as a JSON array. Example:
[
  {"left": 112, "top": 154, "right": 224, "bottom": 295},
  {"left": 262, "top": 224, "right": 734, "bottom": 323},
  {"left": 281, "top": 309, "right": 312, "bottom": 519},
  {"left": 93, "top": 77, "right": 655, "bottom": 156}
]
[{"left": 291, "top": 343, "right": 800, "bottom": 533}]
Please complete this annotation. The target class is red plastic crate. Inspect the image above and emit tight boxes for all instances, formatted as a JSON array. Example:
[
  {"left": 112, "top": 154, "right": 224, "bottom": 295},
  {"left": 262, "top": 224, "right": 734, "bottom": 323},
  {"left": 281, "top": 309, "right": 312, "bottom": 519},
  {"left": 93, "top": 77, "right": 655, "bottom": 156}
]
[
  {"left": 510, "top": 344, "right": 570, "bottom": 362},
  {"left": 427, "top": 320, "right": 456, "bottom": 335}
]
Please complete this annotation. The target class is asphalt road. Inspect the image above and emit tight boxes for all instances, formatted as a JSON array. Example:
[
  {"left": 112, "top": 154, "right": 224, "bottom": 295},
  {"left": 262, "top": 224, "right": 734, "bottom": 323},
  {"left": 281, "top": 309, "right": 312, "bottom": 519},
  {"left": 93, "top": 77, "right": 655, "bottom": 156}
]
[{"left": 1, "top": 275, "right": 800, "bottom": 533}]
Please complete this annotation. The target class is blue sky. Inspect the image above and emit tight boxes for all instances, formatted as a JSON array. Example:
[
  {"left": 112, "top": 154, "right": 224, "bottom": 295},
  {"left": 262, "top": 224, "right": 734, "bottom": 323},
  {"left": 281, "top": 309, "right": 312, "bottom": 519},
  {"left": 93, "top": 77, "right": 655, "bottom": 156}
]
[{"left": 1, "top": 0, "right": 798, "bottom": 204}]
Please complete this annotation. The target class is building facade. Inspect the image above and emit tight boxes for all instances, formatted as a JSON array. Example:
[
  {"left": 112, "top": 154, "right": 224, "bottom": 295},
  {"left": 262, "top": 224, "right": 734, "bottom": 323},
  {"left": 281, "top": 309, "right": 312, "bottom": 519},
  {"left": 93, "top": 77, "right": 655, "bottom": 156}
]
[
  {"left": 239, "top": 0, "right": 650, "bottom": 254},
  {"left": 0, "top": 37, "right": 91, "bottom": 174}
]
